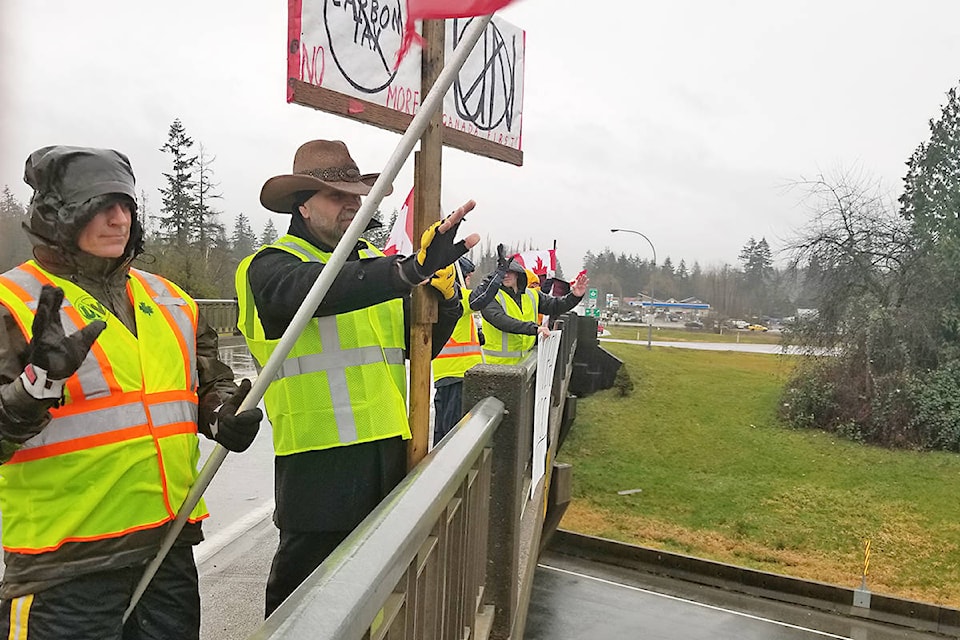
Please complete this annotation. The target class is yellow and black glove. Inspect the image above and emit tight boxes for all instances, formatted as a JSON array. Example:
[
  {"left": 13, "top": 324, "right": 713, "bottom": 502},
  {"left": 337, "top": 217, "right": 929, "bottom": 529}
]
[
  {"left": 428, "top": 264, "right": 458, "bottom": 300},
  {"left": 398, "top": 216, "right": 468, "bottom": 286}
]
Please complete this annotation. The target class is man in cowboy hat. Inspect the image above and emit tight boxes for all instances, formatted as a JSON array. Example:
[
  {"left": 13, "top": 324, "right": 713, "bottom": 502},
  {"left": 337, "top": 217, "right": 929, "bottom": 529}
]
[
  {"left": 234, "top": 139, "right": 479, "bottom": 616},
  {"left": 0, "top": 145, "right": 262, "bottom": 639}
]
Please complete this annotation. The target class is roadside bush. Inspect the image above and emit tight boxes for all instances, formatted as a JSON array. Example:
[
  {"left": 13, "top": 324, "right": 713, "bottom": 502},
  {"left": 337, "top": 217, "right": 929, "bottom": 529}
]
[
  {"left": 909, "top": 360, "right": 960, "bottom": 451},
  {"left": 779, "top": 358, "right": 920, "bottom": 448},
  {"left": 614, "top": 365, "right": 634, "bottom": 397},
  {"left": 779, "top": 359, "right": 840, "bottom": 430}
]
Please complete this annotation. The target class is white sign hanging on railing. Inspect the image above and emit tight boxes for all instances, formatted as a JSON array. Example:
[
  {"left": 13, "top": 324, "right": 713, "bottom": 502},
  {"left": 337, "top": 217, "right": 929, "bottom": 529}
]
[{"left": 533, "top": 331, "right": 561, "bottom": 498}]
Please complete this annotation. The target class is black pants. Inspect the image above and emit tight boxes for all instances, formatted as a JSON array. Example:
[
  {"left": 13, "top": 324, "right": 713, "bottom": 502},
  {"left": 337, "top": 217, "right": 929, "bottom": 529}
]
[
  {"left": 264, "top": 529, "right": 351, "bottom": 618},
  {"left": 0, "top": 545, "right": 199, "bottom": 640},
  {"left": 433, "top": 380, "right": 464, "bottom": 446}
]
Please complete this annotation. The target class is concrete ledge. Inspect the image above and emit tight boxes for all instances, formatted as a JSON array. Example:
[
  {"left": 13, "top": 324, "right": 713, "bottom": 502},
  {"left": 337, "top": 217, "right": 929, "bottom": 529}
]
[{"left": 547, "top": 529, "right": 960, "bottom": 638}]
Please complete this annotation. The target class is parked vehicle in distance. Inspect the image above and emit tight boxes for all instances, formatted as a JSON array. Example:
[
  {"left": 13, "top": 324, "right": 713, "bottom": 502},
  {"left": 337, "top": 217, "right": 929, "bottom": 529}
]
[
  {"left": 684, "top": 320, "right": 704, "bottom": 329},
  {"left": 747, "top": 323, "right": 768, "bottom": 332}
]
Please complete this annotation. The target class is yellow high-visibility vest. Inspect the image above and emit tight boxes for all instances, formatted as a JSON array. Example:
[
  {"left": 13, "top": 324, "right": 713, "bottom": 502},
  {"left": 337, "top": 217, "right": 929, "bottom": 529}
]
[
  {"left": 0, "top": 261, "right": 207, "bottom": 554},
  {"left": 432, "top": 293, "right": 481, "bottom": 382},
  {"left": 235, "top": 235, "right": 409, "bottom": 456},
  {"left": 482, "top": 288, "right": 539, "bottom": 365}
]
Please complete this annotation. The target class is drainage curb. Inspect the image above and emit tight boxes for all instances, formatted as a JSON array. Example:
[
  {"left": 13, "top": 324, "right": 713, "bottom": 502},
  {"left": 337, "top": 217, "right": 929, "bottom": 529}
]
[{"left": 547, "top": 529, "right": 960, "bottom": 638}]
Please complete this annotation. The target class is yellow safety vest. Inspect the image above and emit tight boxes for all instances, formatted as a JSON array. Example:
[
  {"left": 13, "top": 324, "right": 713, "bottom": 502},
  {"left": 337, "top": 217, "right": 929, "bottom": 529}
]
[
  {"left": 235, "top": 235, "right": 409, "bottom": 456},
  {"left": 0, "top": 261, "right": 207, "bottom": 554},
  {"left": 432, "top": 293, "right": 481, "bottom": 382},
  {"left": 482, "top": 288, "right": 539, "bottom": 365}
]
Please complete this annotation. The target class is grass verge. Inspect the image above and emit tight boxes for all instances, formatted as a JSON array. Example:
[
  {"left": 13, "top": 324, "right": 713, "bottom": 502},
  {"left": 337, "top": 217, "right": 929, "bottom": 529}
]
[{"left": 557, "top": 342, "right": 960, "bottom": 607}]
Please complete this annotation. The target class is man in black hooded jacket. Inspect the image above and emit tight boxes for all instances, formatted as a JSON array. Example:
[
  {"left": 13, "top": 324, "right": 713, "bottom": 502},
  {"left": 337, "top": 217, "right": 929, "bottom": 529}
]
[{"left": 470, "top": 244, "right": 588, "bottom": 364}]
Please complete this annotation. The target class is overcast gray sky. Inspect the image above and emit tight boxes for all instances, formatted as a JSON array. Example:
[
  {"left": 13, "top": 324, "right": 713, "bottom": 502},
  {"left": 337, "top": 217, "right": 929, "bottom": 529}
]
[{"left": 3, "top": 1, "right": 959, "bottom": 274}]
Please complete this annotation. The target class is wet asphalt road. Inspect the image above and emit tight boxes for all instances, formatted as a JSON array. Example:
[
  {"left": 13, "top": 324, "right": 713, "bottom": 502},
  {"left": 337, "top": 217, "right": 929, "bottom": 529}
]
[{"left": 526, "top": 553, "right": 944, "bottom": 640}]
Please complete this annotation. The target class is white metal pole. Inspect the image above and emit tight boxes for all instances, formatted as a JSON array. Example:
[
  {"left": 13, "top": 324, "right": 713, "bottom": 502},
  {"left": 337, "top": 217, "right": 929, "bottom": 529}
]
[{"left": 123, "top": 14, "right": 495, "bottom": 623}]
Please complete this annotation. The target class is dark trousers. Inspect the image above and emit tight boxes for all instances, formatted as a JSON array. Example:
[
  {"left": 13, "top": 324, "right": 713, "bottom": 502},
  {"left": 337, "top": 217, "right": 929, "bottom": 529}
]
[
  {"left": 0, "top": 545, "right": 199, "bottom": 640},
  {"left": 433, "top": 380, "right": 464, "bottom": 446},
  {"left": 264, "top": 529, "right": 351, "bottom": 618}
]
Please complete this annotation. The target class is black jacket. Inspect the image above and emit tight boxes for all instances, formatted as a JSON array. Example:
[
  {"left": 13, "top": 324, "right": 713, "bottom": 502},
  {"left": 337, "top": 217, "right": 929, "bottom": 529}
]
[
  {"left": 469, "top": 268, "right": 582, "bottom": 335},
  {"left": 245, "top": 214, "right": 461, "bottom": 531}
]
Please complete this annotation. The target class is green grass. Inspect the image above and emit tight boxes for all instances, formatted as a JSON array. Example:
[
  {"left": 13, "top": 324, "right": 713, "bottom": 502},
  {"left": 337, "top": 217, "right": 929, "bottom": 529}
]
[
  {"left": 606, "top": 324, "right": 782, "bottom": 344},
  {"left": 558, "top": 343, "right": 960, "bottom": 607}
]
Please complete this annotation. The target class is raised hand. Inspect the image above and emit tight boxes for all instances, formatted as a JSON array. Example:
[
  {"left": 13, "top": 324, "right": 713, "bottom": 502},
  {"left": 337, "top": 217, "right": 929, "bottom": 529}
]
[
  {"left": 399, "top": 200, "right": 480, "bottom": 285},
  {"left": 20, "top": 285, "right": 105, "bottom": 400}
]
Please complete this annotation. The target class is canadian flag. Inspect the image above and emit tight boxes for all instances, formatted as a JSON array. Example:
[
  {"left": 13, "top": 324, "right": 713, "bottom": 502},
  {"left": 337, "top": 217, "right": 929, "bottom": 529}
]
[
  {"left": 383, "top": 187, "right": 415, "bottom": 256},
  {"left": 398, "top": 0, "right": 518, "bottom": 65},
  {"left": 513, "top": 249, "right": 557, "bottom": 277}
]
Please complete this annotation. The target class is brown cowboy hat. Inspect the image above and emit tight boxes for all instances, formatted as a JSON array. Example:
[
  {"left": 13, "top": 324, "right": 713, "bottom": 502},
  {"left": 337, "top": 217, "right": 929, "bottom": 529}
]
[{"left": 260, "top": 140, "right": 392, "bottom": 213}]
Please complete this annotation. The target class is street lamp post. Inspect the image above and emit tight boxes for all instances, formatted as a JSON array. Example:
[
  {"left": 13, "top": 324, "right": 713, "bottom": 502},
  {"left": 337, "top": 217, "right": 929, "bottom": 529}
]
[{"left": 611, "top": 228, "right": 657, "bottom": 350}]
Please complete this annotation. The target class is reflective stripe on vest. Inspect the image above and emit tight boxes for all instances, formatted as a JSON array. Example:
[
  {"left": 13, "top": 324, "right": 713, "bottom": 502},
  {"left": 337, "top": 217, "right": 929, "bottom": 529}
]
[
  {"left": 0, "top": 262, "right": 207, "bottom": 554},
  {"left": 235, "top": 235, "right": 410, "bottom": 455},
  {"left": 482, "top": 288, "right": 538, "bottom": 365},
  {"left": 433, "top": 296, "right": 481, "bottom": 381}
]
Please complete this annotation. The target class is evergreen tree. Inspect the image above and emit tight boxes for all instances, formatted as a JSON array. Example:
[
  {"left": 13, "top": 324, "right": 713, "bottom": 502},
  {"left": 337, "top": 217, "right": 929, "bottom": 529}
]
[
  {"left": 260, "top": 218, "right": 279, "bottom": 246},
  {"left": 900, "top": 83, "right": 960, "bottom": 244},
  {"left": 0, "top": 186, "right": 30, "bottom": 271},
  {"left": 231, "top": 213, "right": 257, "bottom": 259},
  {"left": 158, "top": 118, "right": 198, "bottom": 249}
]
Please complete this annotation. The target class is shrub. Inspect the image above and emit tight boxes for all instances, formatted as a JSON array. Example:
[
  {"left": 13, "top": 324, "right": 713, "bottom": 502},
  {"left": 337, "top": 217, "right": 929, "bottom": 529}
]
[
  {"left": 614, "top": 365, "right": 635, "bottom": 397},
  {"left": 909, "top": 361, "right": 960, "bottom": 451}
]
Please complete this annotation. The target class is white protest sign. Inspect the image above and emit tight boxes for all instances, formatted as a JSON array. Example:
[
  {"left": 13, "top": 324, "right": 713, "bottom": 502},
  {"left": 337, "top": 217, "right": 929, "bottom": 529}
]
[
  {"left": 290, "top": 2, "right": 525, "bottom": 152},
  {"left": 533, "top": 331, "right": 561, "bottom": 499}
]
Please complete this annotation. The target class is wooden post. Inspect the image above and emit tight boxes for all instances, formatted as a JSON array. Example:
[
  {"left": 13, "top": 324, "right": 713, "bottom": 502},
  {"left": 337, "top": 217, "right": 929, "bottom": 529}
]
[{"left": 407, "top": 19, "right": 445, "bottom": 470}]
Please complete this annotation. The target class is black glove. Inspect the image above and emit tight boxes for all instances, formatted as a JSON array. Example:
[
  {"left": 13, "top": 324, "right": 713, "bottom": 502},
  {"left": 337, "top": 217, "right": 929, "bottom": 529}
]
[
  {"left": 210, "top": 379, "right": 262, "bottom": 452},
  {"left": 496, "top": 243, "right": 516, "bottom": 272},
  {"left": 398, "top": 216, "right": 469, "bottom": 286},
  {"left": 20, "top": 285, "right": 106, "bottom": 401}
]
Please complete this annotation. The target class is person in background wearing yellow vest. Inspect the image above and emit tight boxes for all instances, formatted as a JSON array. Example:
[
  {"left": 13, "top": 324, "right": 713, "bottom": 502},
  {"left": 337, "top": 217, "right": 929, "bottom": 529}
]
[
  {"left": 470, "top": 244, "right": 589, "bottom": 365},
  {"left": 432, "top": 255, "right": 496, "bottom": 446},
  {"left": 0, "top": 146, "right": 263, "bottom": 640},
  {"left": 234, "top": 139, "right": 480, "bottom": 617}
]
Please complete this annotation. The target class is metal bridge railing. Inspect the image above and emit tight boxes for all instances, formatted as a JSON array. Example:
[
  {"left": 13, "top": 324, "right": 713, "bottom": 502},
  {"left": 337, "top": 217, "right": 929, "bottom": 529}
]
[{"left": 248, "top": 397, "right": 505, "bottom": 640}]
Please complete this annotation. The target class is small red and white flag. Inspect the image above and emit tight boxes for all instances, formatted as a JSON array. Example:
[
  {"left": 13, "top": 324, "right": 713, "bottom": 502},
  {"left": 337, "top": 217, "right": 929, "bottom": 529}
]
[
  {"left": 383, "top": 187, "right": 415, "bottom": 256},
  {"left": 514, "top": 249, "right": 557, "bottom": 278},
  {"left": 397, "top": 0, "right": 518, "bottom": 66}
]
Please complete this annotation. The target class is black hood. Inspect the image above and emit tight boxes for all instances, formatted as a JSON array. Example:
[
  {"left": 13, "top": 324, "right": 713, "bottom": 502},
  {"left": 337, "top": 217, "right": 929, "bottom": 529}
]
[{"left": 22, "top": 146, "right": 143, "bottom": 263}]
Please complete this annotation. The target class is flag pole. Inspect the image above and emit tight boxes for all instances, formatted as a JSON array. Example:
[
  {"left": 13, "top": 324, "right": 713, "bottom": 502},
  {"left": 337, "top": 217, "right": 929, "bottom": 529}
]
[{"left": 123, "top": 13, "right": 496, "bottom": 622}]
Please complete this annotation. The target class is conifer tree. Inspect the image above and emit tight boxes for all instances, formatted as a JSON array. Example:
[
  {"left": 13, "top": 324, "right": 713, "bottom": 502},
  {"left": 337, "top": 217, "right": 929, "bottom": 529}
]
[
  {"left": 0, "top": 186, "right": 30, "bottom": 271},
  {"left": 231, "top": 213, "right": 257, "bottom": 259},
  {"left": 900, "top": 83, "right": 960, "bottom": 244},
  {"left": 158, "top": 118, "right": 198, "bottom": 249},
  {"left": 260, "top": 218, "right": 279, "bottom": 247}
]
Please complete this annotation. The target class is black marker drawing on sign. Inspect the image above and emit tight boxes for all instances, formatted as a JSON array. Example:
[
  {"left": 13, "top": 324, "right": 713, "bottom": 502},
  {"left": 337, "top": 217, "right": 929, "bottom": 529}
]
[
  {"left": 325, "top": 0, "right": 404, "bottom": 94},
  {"left": 452, "top": 18, "right": 518, "bottom": 132}
]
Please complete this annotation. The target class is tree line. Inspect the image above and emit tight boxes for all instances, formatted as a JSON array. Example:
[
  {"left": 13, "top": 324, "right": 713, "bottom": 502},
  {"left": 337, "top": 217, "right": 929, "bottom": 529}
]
[{"left": 574, "top": 236, "right": 818, "bottom": 324}]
